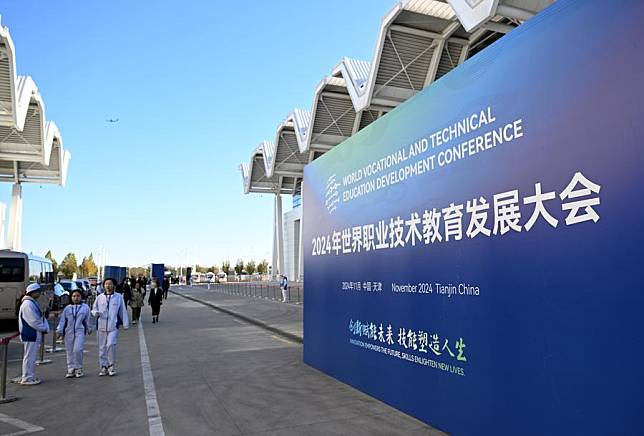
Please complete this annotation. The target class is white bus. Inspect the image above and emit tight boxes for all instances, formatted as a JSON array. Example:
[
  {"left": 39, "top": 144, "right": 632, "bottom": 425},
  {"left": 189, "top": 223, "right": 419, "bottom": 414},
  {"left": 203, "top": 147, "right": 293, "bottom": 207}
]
[{"left": 0, "top": 250, "right": 54, "bottom": 320}]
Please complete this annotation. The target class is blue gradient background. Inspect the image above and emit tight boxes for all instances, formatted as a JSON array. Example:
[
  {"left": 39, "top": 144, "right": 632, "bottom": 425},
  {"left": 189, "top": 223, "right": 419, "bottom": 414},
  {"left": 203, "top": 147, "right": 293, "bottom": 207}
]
[{"left": 303, "top": 1, "right": 644, "bottom": 434}]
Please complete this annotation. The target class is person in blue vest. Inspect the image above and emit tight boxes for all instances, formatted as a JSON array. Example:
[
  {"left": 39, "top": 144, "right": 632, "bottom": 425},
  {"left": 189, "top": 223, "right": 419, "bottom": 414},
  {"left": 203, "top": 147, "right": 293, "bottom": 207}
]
[
  {"left": 56, "top": 289, "right": 91, "bottom": 378},
  {"left": 18, "top": 283, "right": 50, "bottom": 385},
  {"left": 91, "top": 277, "right": 129, "bottom": 376},
  {"left": 280, "top": 275, "right": 289, "bottom": 303}
]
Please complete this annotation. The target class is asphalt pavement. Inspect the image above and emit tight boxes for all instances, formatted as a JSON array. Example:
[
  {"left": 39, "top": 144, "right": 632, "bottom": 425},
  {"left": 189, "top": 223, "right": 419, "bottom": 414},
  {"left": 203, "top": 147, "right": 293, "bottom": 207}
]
[{"left": 0, "top": 287, "right": 445, "bottom": 435}]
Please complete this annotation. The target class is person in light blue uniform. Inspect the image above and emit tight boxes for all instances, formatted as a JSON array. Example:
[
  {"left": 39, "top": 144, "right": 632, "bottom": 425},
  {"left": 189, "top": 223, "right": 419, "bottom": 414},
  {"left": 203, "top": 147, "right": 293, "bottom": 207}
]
[
  {"left": 57, "top": 289, "right": 91, "bottom": 378},
  {"left": 91, "top": 277, "right": 128, "bottom": 376},
  {"left": 18, "top": 283, "right": 50, "bottom": 385}
]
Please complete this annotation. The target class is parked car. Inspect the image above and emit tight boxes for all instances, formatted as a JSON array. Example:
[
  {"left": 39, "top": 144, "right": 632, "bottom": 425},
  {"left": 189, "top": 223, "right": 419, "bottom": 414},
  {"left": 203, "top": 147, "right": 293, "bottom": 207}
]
[
  {"left": 53, "top": 283, "right": 70, "bottom": 309},
  {"left": 74, "top": 280, "right": 90, "bottom": 298},
  {"left": 59, "top": 280, "right": 79, "bottom": 297},
  {"left": 216, "top": 272, "right": 227, "bottom": 283}
]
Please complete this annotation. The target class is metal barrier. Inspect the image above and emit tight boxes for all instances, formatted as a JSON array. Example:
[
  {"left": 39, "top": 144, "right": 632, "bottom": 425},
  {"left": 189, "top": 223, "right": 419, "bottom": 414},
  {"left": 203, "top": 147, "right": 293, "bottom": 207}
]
[
  {"left": 0, "top": 333, "right": 19, "bottom": 403},
  {"left": 207, "top": 281, "right": 303, "bottom": 305},
  {"left": 46, "top": 311, "right": 63, "bottom": 354}
]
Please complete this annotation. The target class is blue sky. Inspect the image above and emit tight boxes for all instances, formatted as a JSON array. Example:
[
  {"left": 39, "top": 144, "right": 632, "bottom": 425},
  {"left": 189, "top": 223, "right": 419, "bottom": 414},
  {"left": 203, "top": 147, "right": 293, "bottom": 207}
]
[{"left": 0, "top": 0, "right": 392, "bottom": 267}]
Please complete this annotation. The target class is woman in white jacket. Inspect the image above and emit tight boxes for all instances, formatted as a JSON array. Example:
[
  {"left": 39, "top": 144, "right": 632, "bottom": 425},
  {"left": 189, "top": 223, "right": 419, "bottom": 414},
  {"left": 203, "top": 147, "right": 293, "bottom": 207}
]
[
  {"left": 91, "top": 278, "right": 129, "bottom": 376},
  {"left": 57, "top": 289, "right": 91, "bottom": 378}
]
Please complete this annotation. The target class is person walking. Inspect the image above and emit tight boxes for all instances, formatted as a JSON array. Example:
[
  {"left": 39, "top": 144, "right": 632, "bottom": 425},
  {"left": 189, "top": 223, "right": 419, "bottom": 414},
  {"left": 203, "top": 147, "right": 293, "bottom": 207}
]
[
  {"left": 280, "top": 275, "right": 289, "bottom": 303},
  {"left": 91, "top": 277, "right": 129, "bottom": 376},
  {"left": 18, "top": 284, "right": 50, "bottom": 385},
  {"left": 162, "top": 277, "right": 170, "bottom": 300},
  {"left": 122, "top": 278, "right": 132, "bottom": 307},
  {"left": 56, "top": 289, "right": 91, "bottom": 378},
  {"left": 129, "top": 282, "right": 145, "bottom": 325},
  {"left": 148, "top": 279, "right": 163, "bottom": 324}
]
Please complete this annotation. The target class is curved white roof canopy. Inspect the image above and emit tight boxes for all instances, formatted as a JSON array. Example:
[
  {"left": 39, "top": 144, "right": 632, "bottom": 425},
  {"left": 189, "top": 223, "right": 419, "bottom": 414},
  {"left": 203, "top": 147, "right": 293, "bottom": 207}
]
[
  {"left": 265, "top": 110, "right": 310, "bottom": 179},
  {"left": 240, "top": 0, "right": 555, "bottom": 195},
  {"left": 240, "top": 142, "right": 298, "bottom": 195},
  {"left": 305, "top": 76, "right": 357, "bottom": 162},
  {"left": 0, "top": 122, "right": 70, "bottom": 186},
  {"left": 0, "top": 18, "right": 70, "bottom": 186}
]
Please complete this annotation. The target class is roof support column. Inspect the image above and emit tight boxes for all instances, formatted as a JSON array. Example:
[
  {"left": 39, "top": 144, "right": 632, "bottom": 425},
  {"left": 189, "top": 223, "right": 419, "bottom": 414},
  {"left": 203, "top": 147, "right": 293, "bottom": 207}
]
[
  {"left": 7, "top": 183, "right": 22, "bottom": 252},
  {"left": 297, "top": 182, "right": 304, "bottom": 282},
  {"left": 276, "top": 193, "right": 284, "bottom": 278},
  {"left": 272, "top": 193, "right": 285, "bottom": 279},
  {"left": 0, "top": 202, "right": 6, "bottom": 249}
]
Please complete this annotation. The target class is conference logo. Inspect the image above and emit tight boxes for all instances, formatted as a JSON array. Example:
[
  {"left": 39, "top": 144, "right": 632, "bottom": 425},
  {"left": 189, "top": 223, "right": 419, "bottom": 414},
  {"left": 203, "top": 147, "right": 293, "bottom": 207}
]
[{"left": 325, "top": 174, "right": 340, "bottom": 214}]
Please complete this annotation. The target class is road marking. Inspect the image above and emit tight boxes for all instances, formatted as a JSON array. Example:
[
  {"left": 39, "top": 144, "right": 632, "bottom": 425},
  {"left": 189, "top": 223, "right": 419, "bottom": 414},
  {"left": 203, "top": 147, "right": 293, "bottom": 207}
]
[
  {"left": 0, "top": 413, "right": 44, "bottom": 435},
  {"left": 138, "top": 321, "right": 165, "bottom": 436},
  {"left": 271, "top": 335, "right": 295, "bottom": 346}
]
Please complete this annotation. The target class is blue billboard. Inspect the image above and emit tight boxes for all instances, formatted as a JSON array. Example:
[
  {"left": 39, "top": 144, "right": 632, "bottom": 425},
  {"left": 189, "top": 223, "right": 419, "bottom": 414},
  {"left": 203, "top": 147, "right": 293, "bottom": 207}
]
[{"left": 303, "top": 1, "right": 644, "bottom": 435}]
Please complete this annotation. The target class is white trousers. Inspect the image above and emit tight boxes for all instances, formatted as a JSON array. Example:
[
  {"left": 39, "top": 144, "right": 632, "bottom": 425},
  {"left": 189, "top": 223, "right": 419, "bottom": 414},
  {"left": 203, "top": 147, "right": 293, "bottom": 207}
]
[
  {"left": 282, "top": 288, "right": 288, "bottom": 302},
  {"left": 21, "top": 337, "right": 41, "bottom": 382},
  {"left": 64, "top": 332, "right": 85, "bottom": 370},
  {"left": 97, "top": 330, "right": 118, "bottom": 368}
]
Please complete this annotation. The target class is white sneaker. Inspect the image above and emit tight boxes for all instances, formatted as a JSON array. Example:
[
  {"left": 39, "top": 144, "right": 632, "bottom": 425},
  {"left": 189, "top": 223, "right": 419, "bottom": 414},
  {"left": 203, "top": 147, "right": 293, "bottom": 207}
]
[
  {"left": 20, "top": 378, "right": 41, "bottom": 385},
  {"left": 75, "top": 369, "right": 84, "bottom": 378},
  {"left": 99, "top": 367, "right": 108, "bottom": 376},
  {"left": 107, "top": 365, "right": 116, "bottom": 376},
  {"left": 65, "top": 369, "right": 75, "bottom": 378}
]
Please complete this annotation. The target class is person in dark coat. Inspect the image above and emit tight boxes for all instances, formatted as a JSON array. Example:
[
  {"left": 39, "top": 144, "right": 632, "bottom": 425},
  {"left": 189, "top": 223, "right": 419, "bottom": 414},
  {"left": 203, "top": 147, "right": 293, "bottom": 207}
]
[
  {"left": 148, "top": 279, "right": 163, "bottom": 324},
  {"left": 122, "top": 278, "right": 132, "bottom": 307},
  {"left": 162, "top": 277, "right": 170, "bottom": 300}
]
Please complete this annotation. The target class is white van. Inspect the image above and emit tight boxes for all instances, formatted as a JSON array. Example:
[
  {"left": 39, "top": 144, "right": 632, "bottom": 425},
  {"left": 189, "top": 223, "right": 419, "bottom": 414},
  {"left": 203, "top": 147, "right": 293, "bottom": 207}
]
[
  {"left": 216, "top": 272, "right": 227, "bottom": 283},
  {"left": 0, "top": 250, "right": 54, "bottom": 319}
]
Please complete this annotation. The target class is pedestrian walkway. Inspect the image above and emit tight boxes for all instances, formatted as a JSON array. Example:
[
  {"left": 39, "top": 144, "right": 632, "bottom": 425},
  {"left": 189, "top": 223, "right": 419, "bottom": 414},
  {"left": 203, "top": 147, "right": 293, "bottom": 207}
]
[{"left": 0, "top": 290, "right": 444, "bottom": 435}]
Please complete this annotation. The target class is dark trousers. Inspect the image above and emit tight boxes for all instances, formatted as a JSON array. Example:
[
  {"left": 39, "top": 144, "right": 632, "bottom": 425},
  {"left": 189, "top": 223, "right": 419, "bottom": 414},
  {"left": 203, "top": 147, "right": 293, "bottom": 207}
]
[
  {"left": 151, "top": 304, "right": 161, "bottom": 317},
  {"left": 132, "top": 307, "right": 141, "bottom": 321},
  {"left": 163, "top": 289, "right": 168, "bottom": 299}
]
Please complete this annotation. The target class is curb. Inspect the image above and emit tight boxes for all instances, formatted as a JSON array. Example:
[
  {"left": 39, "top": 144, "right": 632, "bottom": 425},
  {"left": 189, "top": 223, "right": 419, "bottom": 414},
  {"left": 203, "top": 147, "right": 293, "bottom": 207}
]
[{"left": 170, "top": 289, "right": 303, "bottom": 345}]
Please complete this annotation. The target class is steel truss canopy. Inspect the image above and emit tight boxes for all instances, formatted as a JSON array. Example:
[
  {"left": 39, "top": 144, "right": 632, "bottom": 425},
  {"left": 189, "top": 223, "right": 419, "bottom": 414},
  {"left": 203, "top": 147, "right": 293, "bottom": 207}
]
[
  {"left": 0, "top": 17, "right": 71, "bottom": 186},
  {"left": 240, "top": 0, "right": 553, "bottom": 194}
]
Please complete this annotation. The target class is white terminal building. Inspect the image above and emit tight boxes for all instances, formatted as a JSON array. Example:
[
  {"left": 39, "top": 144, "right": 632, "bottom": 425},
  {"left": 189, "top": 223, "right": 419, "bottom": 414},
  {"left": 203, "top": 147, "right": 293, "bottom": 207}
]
[
  {"left": 239, "top": 0, "right": 553, "bottom": 281},
  {"left": 0, "top": 17, "right": 70, "bottom": 251}
]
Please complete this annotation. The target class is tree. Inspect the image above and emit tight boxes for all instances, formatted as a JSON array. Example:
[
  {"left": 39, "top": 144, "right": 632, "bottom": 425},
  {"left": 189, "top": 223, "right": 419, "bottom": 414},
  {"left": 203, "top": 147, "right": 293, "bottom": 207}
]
[
  {"left": 59, "top": 252, "right": 79, "bottom": 279},
  {"left": 45, "top": 250, "right": 58, "bottom": 277},
  {"left": 86, "top": 253, "right": 98, "bottom": 277},
  {"left": 222, "top": 261, "right": 231, "bottom": 275},
  {"left": 79, "top": 253, "right": 98, "bottom": 278},
  {"left": 257, "top": 260, "right": 269, "bottom": 275},
  {"left": 196, "top": 264, "right": 209, "bottom": 273},
  {"left": 246, "top": 260, "right": 256, "bottom": 275},
  {"left": 207, "top": 265, "right": 219, "bottom": 273},
  {"left": 129, "top": 266, "right": 149, "bottom": 278},
  {"left": 234, "top": 259, "right": 244, "bottom": 275}
]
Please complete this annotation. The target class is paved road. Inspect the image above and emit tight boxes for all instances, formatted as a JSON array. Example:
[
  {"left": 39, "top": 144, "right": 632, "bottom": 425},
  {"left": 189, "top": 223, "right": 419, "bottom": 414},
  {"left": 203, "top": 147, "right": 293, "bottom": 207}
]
[{"left": 0, "top": 289, "right": 445, "bottom": 435}]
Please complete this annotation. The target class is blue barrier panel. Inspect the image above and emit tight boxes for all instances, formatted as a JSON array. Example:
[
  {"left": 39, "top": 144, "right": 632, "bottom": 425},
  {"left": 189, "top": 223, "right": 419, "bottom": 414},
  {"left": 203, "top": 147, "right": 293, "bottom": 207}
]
[
  {"left": 150, "top": 263, "right": 164, "bottom": 284},
  {"left": 103, "top": 266, "right": 123, "bottom": 283},
  {"left": 303, "top": 1, "right": 644, "bottom": 434}
]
